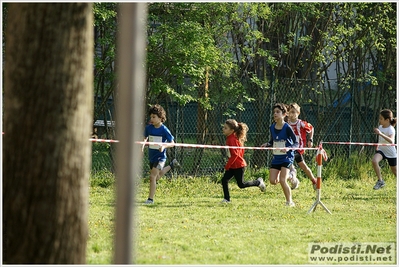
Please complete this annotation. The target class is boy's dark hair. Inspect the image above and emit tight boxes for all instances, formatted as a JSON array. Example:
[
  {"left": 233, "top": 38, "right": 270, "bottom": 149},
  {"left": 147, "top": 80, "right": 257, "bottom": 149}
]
[
  {"left": 380, "top": 109, "right": 397, "bottom": 127},
  {"left": 272, "top": 103, "right": 289, "bottom": 122},
  {"left": 273, "top": 103, "right": 288, "bottom": 113},
  {"left": 149, "top": 104, "right": 167, "bottom": 122}
]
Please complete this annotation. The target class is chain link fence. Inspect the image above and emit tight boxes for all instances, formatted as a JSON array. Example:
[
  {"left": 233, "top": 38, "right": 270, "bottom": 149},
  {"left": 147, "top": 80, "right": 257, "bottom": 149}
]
[{"left": 91, "top": 78, "right": 396, "bottom": 179}]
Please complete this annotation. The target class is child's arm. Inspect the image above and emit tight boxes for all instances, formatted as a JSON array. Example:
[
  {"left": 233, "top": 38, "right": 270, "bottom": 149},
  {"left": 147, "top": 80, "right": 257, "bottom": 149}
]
[
  {"left": 302, "top": 121, "right": 314, "bottom": 147},
  {"left": 286, "top": 126, "right": 299, "bottom": 152},
  {"left": 261, "top": 138, "right": 273, "bottom": 147},
  {"left": 307, "top": 127, "right": 314, "bottom": 147},
  {"left": 142, "top": 137, "right": 148, "bottom": 152},
  {"left": 374, "top": 128, "right": 395, "bottom": 144},
  {"left": 159, "top": 140, "right": 175, "bottom": 152},
  {"left": 225, "top": 148, "right": 239, "bottom": 170},
  {"left": 224, "top": 139, "right": 240, "bottom": 170}
]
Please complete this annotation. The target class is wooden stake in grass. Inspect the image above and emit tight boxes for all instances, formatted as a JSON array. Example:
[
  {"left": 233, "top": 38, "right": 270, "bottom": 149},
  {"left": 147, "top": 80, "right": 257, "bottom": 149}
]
[{"left": 308, "top": 143, "right": 332, "bottom": 214}]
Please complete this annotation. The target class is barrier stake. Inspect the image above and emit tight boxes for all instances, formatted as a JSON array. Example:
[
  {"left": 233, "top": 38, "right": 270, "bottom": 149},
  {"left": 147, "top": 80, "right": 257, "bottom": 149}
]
[{"left": 308, "top": 143, "right": 332, "bottom": 214}]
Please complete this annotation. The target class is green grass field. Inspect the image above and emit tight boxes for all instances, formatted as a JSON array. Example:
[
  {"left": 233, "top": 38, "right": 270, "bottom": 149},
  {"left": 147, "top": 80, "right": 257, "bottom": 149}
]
[{"left": 86, "top": 162, "right": 397, "bottom": 265}]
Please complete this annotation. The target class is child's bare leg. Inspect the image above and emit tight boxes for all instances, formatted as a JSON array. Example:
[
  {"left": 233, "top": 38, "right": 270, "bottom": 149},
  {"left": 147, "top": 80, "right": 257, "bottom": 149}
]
[
  {"left": 372, "top": 153, "right": 383, "bottom": 180},
  {"left": 158, "top": 165, "right": 172, "bottom": 180},
  {"left": 148, "top": 168, "right": 160, "bottom": 199},
  {"left": 280, "top": 167, "right": 292, "bottom": 203},
  {"left": 269, "top": 169, "right": 280, "bottom": 185},
  {"left": 298, "top": 161, "right": 316, "bottom": 183}
]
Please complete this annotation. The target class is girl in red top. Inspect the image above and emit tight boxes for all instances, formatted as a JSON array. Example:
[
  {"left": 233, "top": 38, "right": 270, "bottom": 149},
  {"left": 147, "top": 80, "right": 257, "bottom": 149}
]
[{"left": 221, "top": 119, "right": 265, "bottom": 203}]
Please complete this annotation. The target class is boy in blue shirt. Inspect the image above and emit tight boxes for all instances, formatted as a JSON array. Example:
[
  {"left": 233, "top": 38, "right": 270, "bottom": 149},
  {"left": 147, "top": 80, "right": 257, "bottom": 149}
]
[{"left": 143, "top": 104, "right": 180, "bottom": 204}]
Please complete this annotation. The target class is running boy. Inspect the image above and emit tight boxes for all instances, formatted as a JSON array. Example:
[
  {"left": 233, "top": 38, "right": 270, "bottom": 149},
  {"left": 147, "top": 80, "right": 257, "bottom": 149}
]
[
  {"left": 221, "top": 119, "right": 265, "bottom": 203},
  {"left": 372, "top": 109, "right": 397, "bottom": 190},
  {"left": 143, "top": 104, "right": 180, "bottom": 204},
  {"left": 287, "top": 103, "right": 317, "bottom": 190},
  {"left": 261, "top": 103, "right": 299, "bottom": 206}
]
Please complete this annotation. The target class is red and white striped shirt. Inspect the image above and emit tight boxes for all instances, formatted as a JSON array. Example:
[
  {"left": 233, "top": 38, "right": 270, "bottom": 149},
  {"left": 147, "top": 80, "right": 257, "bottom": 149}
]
[{"left": 288, "top": 119, "right": 313, "bottom": 155}]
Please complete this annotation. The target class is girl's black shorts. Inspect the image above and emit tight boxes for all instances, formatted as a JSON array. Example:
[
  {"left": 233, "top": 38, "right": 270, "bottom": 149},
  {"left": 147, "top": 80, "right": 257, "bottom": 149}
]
[{"left": 376, "top": 151, "right": 397, "bottom": 167}]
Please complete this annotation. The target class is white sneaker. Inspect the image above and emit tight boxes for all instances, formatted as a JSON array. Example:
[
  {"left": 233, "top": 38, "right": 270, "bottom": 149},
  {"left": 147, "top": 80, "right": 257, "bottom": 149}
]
[
  {"left": 290, "top": 177, "right": 300, "bottom": 190},
  {"left": 288, "top": 168, "right": 300, "bottom": 190},
  {"left": 144, "top": 199, "right": 154, "bottom": 204},
  {"left": 221, "top": 199, "right": 231, "bottom": 203},
  {"left": 285, "top": 201, "right": 295, "bottom": 207},
  {"left": 257, "top": 177, "right": 266, "bottom": 192}
]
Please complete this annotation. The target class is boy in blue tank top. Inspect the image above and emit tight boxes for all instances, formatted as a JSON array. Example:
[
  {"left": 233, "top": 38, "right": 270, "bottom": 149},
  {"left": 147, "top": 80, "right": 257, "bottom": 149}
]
[{"left": 262, "top": 103, "right": 298, "bottom": 206}]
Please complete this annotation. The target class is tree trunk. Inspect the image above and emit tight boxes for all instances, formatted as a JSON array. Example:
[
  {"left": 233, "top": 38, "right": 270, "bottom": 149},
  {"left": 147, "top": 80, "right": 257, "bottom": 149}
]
[{"left": 3, "top": 3, "right": 93, "bottom": 264}]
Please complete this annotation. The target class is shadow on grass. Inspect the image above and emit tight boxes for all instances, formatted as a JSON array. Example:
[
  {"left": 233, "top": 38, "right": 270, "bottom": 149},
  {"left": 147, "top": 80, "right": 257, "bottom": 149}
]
[
  {"left": 343, "top": 193, "right": 396, "bottom": 201},
  {"left": 136, "top": 199, "right": 248, "bottom": 208}
]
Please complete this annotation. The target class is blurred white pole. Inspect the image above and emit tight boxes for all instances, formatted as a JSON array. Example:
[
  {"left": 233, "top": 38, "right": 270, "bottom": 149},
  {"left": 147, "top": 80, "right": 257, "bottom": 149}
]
[{"left": 114, "top": 3, "right": 147, "bottom": 264}]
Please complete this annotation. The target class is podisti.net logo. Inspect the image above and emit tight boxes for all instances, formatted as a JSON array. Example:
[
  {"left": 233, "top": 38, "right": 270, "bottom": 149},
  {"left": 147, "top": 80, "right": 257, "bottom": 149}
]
[{"left": 308, "top": 242, "right": 396, "bottom": 264}]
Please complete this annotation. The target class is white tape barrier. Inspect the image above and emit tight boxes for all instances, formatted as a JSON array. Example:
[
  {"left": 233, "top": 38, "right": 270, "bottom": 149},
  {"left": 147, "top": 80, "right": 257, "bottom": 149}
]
[{"left": 135, "top": 141, "right": 319, "bottom": 151}]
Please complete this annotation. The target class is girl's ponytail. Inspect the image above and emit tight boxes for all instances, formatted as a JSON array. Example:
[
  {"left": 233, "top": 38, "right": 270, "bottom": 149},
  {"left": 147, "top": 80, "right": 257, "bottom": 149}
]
[
  {"left": 236, "top": 122, "right": 249, "bottom": 145},
  {"left": 225, "top": 119, "right": 249, "bottom": 145}
]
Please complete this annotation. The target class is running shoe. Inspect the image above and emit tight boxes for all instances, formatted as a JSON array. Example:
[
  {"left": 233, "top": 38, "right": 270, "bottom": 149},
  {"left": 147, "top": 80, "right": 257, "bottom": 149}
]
[
  {"left": 373, "top": 180, "right": 385, "bottom": 190},
  {"left": 170, "top": 159, "right": 181, "bottom": 170},
  {"left": 144, "top": 199, "right": 154, "bottom": 204},
  {"left": 285, "top": 201, "right": 295, "bottom": 207},
  {"left": 257, "top": 177, "right": 266, "bottom": 192}
]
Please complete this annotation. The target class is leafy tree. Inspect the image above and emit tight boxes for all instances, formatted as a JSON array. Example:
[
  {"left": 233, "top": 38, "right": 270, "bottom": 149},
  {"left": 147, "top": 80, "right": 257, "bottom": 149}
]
[
  {"left": 147, "top": 3, "right": 240, "bottom": 172},
  {"left": 90, "top": 3, "right": 396, "bottom": 167}
]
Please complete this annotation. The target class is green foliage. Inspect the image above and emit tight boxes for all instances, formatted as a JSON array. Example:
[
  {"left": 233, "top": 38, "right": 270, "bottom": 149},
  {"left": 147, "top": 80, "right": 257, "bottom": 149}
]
[
  {"left": 91, "top": 2, "right": 396, "bottom": 135},
  {"left": 325, "top": 3, "right": 396, "bottom": 85},
  {"left": 90, "top": 170, "right": 114, "bottom": 188},
  {"left": 93, "top": 3, "right": 117, "bottom": 125},
  {"left": 322, "top": 152, "right": 393, "bottom": 182},
  {"left": 147, "top": 3, "right": 234, "bottom": 105},
  {"left": 93, "top": 3, "right": 117, "bottom": 23},
  {"left": 91, "top": 142, "right": 113, "bottom": 174}
]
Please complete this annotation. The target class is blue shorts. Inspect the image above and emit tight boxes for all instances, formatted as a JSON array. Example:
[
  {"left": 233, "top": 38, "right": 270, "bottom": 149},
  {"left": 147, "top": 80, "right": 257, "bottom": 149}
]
[
  {"left": 376, "top": 151, "right": 397, "bottom": 167},
  {"left": 270, "top": 162, "right": 292, "bottom": 170}
]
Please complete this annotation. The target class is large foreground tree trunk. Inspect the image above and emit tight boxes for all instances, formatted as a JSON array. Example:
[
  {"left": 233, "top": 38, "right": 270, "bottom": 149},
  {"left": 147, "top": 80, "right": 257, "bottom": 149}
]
[{"left": 3, "top": 3, "right": 93, "bottom": 263}]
